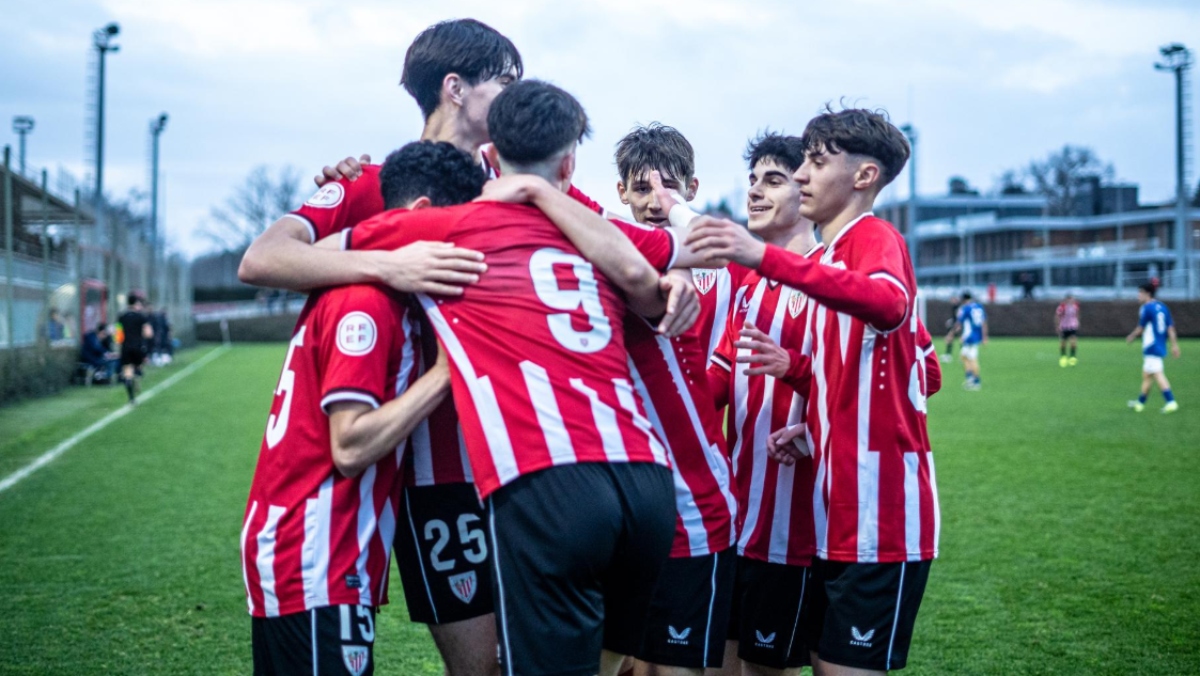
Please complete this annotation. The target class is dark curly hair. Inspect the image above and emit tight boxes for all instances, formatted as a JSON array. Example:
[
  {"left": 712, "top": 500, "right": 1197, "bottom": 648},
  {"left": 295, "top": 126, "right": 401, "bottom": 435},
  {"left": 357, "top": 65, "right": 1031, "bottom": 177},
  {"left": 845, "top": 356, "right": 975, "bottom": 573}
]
[
  {"left": 744, "top": 131, "right": 806, "bottom": 173},
  {"left": 379, "top": 141, "right": 486, "bottom": 209}
]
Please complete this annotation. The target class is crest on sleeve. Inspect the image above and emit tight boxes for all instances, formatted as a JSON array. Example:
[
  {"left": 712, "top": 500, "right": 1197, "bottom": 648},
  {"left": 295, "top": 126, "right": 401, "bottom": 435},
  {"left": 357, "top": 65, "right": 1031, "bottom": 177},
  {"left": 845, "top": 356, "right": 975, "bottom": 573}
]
[
  {"left": 305, "top": 182, "right": 345, "bottom": 209},
  {"left": 787, "top": 290, "right": 806, "bottom": 319},
  {"left": 692, "top": 269, "right": 717, "bottom": 295},
  {"left": 337, "top": 312, "right": 377, "bottom": 356}
]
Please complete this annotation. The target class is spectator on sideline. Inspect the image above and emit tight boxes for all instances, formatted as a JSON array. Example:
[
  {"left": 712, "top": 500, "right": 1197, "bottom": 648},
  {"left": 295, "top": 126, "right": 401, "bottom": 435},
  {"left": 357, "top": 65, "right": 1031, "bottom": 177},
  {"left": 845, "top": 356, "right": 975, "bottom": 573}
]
[{"left": 81, "top": 323, "right": 119, "bottom": 383}]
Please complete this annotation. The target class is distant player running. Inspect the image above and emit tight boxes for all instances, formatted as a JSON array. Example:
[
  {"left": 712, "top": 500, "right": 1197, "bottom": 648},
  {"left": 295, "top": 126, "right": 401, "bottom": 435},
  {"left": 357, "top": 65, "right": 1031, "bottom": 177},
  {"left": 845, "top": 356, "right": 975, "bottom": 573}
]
[
  {"left": 1055, "top": 294, "right": 1080, "bottom": 367},
  {"left": 1126, "top": 283, "right": 1180, "bottom": 414},
  {"left": 942, "top": 293, "right": 960, "bottom": 364},
  {"left": 117, "top": 293, "right": 153, "bottom": 404},
  {"left": 954, "top": 291, "right": 987, "bottom": 390}
]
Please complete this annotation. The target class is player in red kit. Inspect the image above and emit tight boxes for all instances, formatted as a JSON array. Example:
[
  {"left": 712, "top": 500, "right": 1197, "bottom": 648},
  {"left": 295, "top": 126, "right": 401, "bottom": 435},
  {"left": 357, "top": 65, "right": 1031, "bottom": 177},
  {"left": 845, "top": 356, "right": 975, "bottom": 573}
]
[
  {"left": 701, "top": 134, "right": 820, "bottom": 676},
  {"left": 237, "top": 21, "right": 521, "bottom": 675},
  {"left": 684, "top": 107, "right": 940, "bottom": 675},
  {"left": 341, "top": 80, "right": 697, "bottom": 676},
  {"left": 241, "top": 140, "right": 487, "bottom": 676}
]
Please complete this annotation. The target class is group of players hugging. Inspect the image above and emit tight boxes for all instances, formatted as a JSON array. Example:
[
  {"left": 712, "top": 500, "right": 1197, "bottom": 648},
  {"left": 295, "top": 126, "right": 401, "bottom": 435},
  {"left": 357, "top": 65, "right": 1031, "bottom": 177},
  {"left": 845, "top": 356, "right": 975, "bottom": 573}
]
[{"left": 237, "top": 17, "right": 942, "bottom": 676}]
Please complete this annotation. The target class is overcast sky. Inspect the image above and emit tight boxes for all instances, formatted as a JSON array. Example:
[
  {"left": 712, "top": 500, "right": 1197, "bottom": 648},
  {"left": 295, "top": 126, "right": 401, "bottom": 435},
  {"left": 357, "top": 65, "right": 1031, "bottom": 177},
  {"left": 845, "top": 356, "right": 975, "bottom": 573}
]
[{"left": 3, "top": 0, "right": 1199, "bottom": 257}]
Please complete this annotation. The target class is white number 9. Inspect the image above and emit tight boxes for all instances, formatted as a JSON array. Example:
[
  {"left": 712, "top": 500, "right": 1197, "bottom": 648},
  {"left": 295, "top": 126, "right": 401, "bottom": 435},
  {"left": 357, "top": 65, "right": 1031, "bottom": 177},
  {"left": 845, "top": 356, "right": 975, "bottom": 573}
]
[{"left": 529, "top": 248, "right": 611, "bottom": 354}]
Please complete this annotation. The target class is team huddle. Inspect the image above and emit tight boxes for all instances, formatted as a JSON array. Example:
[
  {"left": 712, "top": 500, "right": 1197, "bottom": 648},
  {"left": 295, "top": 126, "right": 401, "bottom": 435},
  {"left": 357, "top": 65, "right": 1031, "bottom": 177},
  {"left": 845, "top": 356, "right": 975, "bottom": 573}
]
[{"left": 237, "top": 19, "right": 941, "bottom": 676}]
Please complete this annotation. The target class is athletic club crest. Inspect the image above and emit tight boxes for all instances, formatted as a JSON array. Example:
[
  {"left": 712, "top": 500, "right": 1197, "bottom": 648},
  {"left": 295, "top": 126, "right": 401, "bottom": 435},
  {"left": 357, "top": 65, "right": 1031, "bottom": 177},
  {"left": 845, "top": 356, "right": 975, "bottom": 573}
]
[
  {"left": 787, "top": 290, "right": 806, "bottom": 319},
  {"left": 692, "top": 269, "right": 717, "bottom": 295},
  {"left": 341, "top": 645, "right": 370, "bottom": 676},
  {"left": 449, "top": 571, "right": 477, "bottom": 604}
]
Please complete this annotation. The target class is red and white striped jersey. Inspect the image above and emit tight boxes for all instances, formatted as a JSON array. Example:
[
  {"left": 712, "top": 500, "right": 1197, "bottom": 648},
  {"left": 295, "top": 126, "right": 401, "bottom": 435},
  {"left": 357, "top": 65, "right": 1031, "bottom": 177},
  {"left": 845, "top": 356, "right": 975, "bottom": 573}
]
[
  {"left": 768, "top": 214, "right": 939, "bottom": 564},
  {"left": 348, "top": 201, "right": 677, "bottom": 499},
  {"left": 626, "top": 315, "right": 736, "bottom": 558},
  {"left": 241, "top": 285, "right": 417, "bottom": 617},
  {"left": 692, "top": 263, "right": 752, "bottom": 362},
  {"left": 285, "top": 165, "right": 385, "bottom": 243},
  {"left": 708, "top": 245, "right": 822, "bottom": 566}
]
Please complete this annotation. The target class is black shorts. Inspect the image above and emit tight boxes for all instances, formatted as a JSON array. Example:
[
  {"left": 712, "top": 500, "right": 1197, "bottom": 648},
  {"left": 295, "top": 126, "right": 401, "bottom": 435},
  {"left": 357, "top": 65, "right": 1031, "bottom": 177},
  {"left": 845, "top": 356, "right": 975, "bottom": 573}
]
[
  {"left": 252, "top": 604, "right": 376, "bottom": 676},
  {"left": 1060, "top": 329, "right": 1078, "bottom": 339},
  {"left": 800, "top": 558, "right": 932, "bottom": 672},
  {"left": 394, "top": 482, "right": 493, "bottom": 625},
  {"left": 488, "top": 462, "right": 675, "bottom": 676},
  {"left": 636, "top": 548, "right": 736, "bottom": 668},
  {"left": 728, "top": 556, "right": 812, "bottom": 669},
  {"left": 120, "top": 345, "right": 146, "bottom": 367}
]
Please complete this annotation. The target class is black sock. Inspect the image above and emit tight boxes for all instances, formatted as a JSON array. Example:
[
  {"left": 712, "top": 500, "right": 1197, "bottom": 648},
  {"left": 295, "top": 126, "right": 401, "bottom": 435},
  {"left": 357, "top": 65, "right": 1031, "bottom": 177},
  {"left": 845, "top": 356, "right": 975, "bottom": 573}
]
[
  {"left": 1061, "top": 345, "right": 1065, "bottom": 356},
  {"left": 125, "top": 379, "right": 135, "bottom": 401},
  {"left": 1070, "top": 346, "right": 1076, "bottom": 357}
]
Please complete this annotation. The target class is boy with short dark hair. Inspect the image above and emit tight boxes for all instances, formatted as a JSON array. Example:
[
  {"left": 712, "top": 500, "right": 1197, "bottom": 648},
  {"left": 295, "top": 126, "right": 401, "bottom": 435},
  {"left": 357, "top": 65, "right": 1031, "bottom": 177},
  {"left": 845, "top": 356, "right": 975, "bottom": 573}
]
[{"left": 683, "top": 107, "right": 940, "bottom": 676}]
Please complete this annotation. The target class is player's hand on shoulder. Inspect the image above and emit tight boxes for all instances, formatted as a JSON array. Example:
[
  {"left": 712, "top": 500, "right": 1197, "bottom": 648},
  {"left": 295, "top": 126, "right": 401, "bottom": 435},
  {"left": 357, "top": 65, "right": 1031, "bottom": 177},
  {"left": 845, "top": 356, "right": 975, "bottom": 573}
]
[
  {"left": 656, "top": 272, "right": 700, "bottom": 337},
  {"left": 766, "top": 424, "right": 810, "bottom": 466},
  {"left": 477, "top": 174, "right": 550, "bottom": 204},
  {"left": 734, "top": 321, "right": 790, "bottom": 377},
  {"left": 314, "top": 154, "right": 370, "bottom": 187},
  {"left": 373, "top": 241, "right": 487, "bottom": 296}
]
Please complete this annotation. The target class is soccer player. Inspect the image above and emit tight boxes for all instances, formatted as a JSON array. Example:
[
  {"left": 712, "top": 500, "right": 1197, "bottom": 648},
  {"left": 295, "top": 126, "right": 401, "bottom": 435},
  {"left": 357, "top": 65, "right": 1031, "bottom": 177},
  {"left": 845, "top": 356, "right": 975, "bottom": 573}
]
[
  {"left": 237, "top": 21, "right": 518, "bottom": 673},
  {"left": 341, "top": 79, "right": 692, "bottom": 676},
  {"left": 954, "top": 291, "right": 987, "bottom": 390},
  {"left": 615, "top": 123, "right": 744, "bottom": 361},
  {"left": 1055, "top": 294, "right": 1080, "bottom": 367},
  {"left": 681, "top": 107, "right": 940, "bottom": 675},
  {"left": 1126, "top": 283, "right": 1181, "bottom": 414},
  {"left": 117, "top": 293, "right": 153, "bottom": 404},
  {"left": 237, "top": 18, "right": 516, "bottom": 294},
  {"left": 577, "top": 123, "right": 739, "bottom": 676},
  {"left": 240, "top": 141, "right": 487, "bottom": 676},
  {"left": 942, "top": 294, "right": 960, "bottom": 364},
  {"left": 705, "top": 133, "right": 820, "bottom": 676}
]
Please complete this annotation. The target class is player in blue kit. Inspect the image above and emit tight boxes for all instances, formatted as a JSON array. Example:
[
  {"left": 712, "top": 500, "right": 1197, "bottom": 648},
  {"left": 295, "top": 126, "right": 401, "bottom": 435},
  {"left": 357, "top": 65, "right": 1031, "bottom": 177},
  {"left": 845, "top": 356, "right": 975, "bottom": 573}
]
[
  {"left": 1126, "top": 283, "right": 1181, "bottom": 413},
  {"left": 954, "top": 291, "right": 987, "bottom": 390}
]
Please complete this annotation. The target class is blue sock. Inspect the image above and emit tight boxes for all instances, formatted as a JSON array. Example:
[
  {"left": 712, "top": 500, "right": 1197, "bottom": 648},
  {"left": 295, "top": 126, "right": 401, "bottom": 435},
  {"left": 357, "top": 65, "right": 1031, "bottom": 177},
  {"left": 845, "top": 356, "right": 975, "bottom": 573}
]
[
  {"left": 1138, "top": 394, "right": 1148, "bottom": 404},
  {"left": 1164, "top": 390, "right": 1176, "bottom": 403}
]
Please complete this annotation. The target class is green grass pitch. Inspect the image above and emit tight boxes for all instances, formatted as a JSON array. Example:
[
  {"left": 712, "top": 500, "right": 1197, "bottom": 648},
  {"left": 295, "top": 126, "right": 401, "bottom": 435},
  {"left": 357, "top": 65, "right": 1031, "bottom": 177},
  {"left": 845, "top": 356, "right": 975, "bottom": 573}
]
[{"left": 0, "top": 338, "right": 1196, "bottom": 674}]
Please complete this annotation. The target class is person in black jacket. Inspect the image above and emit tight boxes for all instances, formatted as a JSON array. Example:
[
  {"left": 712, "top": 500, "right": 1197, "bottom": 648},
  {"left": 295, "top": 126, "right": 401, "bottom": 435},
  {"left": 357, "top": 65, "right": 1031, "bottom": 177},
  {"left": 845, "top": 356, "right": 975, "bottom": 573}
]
[
  {"left": 81, "top": 323, "right": 119, "bottom": 383},
  {"left": 118, "top": 293, "right": 154, "bottom": 403}
]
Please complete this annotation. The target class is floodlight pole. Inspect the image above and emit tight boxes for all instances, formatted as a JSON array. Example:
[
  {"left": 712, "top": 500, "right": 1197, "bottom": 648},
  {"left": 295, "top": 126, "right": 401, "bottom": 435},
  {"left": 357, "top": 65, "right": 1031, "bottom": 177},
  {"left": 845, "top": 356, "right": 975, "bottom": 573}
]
[
  {"left": 1155, "top": 43, "right": 1194, "bottom": 297},
  {"left": 12, "top": 117, "right": 34, "bottom": 176},
  {"left": 93, "top": 23, "right": 120, "bottom": 318},
  {"left": 149, "top": 113, "right": 167, "bottom": 303},
  {"left": 900, "top": 124, "right": 919, "bottom": 282}
]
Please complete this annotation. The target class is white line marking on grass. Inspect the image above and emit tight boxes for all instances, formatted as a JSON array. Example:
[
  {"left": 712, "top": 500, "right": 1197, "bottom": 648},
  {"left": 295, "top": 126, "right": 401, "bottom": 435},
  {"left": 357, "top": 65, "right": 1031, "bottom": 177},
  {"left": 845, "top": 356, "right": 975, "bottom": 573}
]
[{"left": 0, "top": 345, "right": 231, "bottom": 496}]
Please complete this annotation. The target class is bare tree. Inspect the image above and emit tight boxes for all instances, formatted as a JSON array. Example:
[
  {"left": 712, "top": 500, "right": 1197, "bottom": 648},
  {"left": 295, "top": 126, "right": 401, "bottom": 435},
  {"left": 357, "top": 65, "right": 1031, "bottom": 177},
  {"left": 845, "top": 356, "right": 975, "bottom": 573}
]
[
  {"left": 1026, "top": 145, "right": 1113, "bottom": 216},
  {"left": 202, "top": 165, "right": 304, "bottom": 252}
]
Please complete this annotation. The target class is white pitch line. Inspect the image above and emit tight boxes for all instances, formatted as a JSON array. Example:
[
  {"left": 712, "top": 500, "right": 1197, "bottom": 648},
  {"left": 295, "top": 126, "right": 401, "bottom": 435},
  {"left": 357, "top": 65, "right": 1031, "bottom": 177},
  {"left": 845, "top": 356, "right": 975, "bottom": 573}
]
[{"left": 0, "top": 345, "right": 231, "bottom": 496}]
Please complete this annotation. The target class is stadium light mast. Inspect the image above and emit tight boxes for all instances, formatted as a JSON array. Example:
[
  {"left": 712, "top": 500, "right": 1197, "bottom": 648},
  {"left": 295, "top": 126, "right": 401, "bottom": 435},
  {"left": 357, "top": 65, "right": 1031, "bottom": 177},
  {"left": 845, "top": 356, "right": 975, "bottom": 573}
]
[
  {"left": 93, "top": 21, "right": 119, "bottom": 319},
  {"left": 11, "top": 116, "right": 34, "bottom": 176},
  {"left": 900, "top": 124, "right": 919, "bottom": 280},
  {"left": 1155, "top": 42, "right": 1194, "bottom": 298},
  {"left": 149, "top": 113, "right": 167, "bottom": 303}
]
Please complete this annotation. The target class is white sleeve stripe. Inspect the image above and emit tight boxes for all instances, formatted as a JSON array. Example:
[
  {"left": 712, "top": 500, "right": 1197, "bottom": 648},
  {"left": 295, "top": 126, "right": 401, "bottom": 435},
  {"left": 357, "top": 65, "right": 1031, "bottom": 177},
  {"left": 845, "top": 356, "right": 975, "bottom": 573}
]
[
  {"left": 869, "top": 271, "right": 910, "bottom": 301},
  {"left": 664, "top": 227, "right": 680, "bottom": 271},
  {"left": 281, "top": 213, "right": 317, "bottom": 244},
  {"left": 320, "top": 391, "right": 380, "bottom": 414}
]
